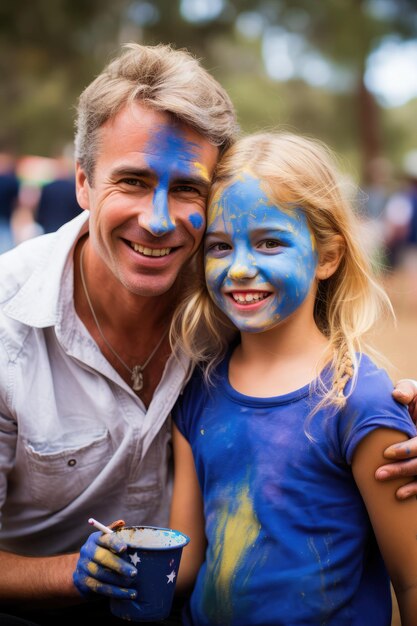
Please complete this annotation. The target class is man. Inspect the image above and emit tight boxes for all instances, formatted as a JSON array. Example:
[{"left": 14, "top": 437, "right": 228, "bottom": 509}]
[
  {"left": 0, "top": 42, "right": 415, "bottom": 625},
  {"left": 0, "top": 42, "right": 236, "bottom": 625}
]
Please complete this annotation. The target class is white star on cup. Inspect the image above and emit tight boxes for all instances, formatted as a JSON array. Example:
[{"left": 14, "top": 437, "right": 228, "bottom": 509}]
[
  {"left": 129, "top": 552, "right": 141, "bottom": 567},
  {"left": 166, "top": 570, "right": 176, "bottom": 584}
]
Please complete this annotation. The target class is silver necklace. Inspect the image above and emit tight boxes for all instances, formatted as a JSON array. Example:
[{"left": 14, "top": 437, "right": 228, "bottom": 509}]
[{"left": 79, "top": 242, "right": 168, "bottom": 392}]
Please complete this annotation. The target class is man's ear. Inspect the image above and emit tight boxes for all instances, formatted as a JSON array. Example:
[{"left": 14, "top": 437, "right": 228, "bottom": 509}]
[
  {"left": 316, "top": 235, "right": 345, "bottom": 280},
  {"left": 75, "top": 162, "right": 90, "bottom": 211}
]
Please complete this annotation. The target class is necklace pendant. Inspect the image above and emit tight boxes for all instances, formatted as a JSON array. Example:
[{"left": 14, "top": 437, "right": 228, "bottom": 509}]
[{"left": 131, "top": 366, "right": 144, "bottom": 392}]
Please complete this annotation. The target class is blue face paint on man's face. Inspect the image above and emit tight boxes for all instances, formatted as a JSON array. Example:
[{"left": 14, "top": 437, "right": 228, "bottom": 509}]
[
  {"left": 204, "top": 173, "right": 318, "bottom": 333},
  {"left": 143, "top": 125, "right": 209, "bottom": 236}
]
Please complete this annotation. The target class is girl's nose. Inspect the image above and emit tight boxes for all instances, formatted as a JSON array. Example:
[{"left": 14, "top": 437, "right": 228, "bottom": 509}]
[{"left": 228, "top": 250, "right": 257, "bottom": 280}]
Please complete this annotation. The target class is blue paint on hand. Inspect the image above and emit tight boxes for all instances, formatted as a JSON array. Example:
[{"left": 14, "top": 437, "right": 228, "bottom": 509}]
[{"left": 73, "top": 530, "right": 137, "bottom": 599}]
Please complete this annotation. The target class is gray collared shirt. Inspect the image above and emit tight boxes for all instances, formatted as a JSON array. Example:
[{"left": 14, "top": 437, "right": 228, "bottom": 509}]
[{"left": 0, "top": 213, "right": 190, "bottom": 555}]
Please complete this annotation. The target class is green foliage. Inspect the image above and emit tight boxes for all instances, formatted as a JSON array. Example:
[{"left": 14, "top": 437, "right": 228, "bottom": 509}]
[{"left": 1, "top": 0, "right": 416, "bottom": 179}]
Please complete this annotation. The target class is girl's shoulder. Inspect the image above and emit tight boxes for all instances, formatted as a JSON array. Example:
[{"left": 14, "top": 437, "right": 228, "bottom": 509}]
[
  {"left": 338, "top": 354, "right": 416, "bottom": 464},
  {"left": 346, "top": 353, "right": 399, "bottom": 407}
]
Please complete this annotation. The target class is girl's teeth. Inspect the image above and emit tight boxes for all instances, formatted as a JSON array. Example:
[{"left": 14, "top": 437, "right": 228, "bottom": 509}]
[{"left": 232, "top": 293, "right": 269, "bottom": 303}]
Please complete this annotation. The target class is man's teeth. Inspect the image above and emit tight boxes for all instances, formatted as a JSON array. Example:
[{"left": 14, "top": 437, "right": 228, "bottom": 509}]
[
  {"left": 131, "top": 243, "right": 171, "bottom": 257},
  {"left": 231, "top": 292, "right": 269, "bottom": 303}
]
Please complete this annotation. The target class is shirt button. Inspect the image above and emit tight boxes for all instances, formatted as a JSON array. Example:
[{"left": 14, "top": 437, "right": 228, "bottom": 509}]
[{"left": 68, "top": 458, "right": 77, "bottom": 467}]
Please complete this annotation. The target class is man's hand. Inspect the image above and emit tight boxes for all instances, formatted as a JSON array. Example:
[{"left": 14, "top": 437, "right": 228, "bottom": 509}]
[
  {"left": 392, "top": 378, "right": 417, "bottom": 423},
  {"left": 73, "top": 528, "right": 137, "bottom": 600},
  {"left": 375, "top": 379, "right": 417, "bottom": 499}
]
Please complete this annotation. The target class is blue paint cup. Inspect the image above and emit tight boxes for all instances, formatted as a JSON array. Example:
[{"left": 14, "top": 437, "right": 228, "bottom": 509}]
[{"left": 110, "top": 525, "right": 190, "bottom": 622}]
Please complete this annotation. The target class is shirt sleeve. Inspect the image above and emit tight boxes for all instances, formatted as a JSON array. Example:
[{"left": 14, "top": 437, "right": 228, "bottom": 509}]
[
  {"left": 171, "top": 366, "right": 206, "bottom": 442},
  {"left": 339, "top": 355, "right": 416, "bottom": 464}
]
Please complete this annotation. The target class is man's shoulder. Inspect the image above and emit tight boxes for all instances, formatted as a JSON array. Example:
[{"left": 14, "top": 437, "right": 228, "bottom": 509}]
[
  {"left": 0, "top": 212, "right": 87, "bottom": 306},
  {"left": 0, "top": 235, "right": 53, "bottom": 298}
]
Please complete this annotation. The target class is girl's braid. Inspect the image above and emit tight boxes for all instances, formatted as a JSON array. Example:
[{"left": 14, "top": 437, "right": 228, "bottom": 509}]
[{"left": 334, "top": 349, "right": 354, "bottom": 398}]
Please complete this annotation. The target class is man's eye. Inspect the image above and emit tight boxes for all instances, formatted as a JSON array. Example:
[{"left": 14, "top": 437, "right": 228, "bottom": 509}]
[
  {"left": 172, "top": 185, "right": 201, "bottom": 195},
  {"left": 121, "top": 178, "right": 146, "bottom": 187}
]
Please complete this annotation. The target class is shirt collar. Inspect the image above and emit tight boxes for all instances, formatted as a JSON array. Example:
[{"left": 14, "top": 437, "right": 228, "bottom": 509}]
[{"left": 3, "top": 212, "right": 89, "bottom": 327}]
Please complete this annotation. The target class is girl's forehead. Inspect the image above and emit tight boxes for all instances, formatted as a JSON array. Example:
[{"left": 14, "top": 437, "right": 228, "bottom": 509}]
[
  {"left": 216, "top": 172, "right": 270, "bottom": 202},
  {"left": 208, "top": 171, "right": 301, "bottom": 229}
]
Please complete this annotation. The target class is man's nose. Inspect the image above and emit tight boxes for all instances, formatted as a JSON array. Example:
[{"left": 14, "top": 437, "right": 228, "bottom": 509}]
[{"left": 138, "top": 188, "right": 175, "bottom": 236}]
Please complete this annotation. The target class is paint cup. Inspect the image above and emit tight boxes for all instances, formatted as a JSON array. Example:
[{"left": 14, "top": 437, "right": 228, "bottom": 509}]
[{"left": 109, "top": 525, "right": 190, "bottom": 622}]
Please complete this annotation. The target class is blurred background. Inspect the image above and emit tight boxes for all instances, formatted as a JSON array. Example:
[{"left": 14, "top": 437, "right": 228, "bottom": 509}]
[{"left": 1, "top": 1, "right": 416, "bottom": 622}]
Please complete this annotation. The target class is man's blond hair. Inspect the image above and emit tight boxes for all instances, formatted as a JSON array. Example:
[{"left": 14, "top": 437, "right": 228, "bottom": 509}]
[{"left": 74, "top": 42, "right": 239, "bottom": 183}]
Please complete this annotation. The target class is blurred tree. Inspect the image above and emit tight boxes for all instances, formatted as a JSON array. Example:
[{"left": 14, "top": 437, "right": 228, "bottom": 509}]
[
  {"left": 0, "top": 0, "right": 131, "bottom": 154},
  {"left": 134, "top": 0, "right": 417, "bottom": 182},
  {"left": 1, "top": 0, "right": 416, "bottom": 182}
]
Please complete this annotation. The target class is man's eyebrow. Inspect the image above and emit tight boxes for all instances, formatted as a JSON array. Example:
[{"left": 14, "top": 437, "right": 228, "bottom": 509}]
[
  {"left": 173, "top": 175, "right": 211, "bottom": 189},
  {"left": 111, "top": 166, "right": 153, "bottom": 179},
  {"left": 110, "top": 167, "right": 211, "bottom": 188}
]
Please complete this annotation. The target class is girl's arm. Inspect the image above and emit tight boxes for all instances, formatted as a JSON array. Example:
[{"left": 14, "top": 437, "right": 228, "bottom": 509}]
[
  {"left": 352, "top": 428, "right": 417, "bottom": 626},
  {"left": 169, "top": 423, "right": 206, "bottom": 594}
]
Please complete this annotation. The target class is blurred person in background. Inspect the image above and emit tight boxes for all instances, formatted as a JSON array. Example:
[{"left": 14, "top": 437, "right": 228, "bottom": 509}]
[
  {"left": 358, "top": 156, "right": 394, "bottom": 267},
  {"left": 383, "top": 149, "right": 417, "bottom": 270},
  {"left": 0, "top": 152, "right": 20, "bottom": 253},
  {"left": 35, "top": 152, "right": 82, "bottom": 234}
]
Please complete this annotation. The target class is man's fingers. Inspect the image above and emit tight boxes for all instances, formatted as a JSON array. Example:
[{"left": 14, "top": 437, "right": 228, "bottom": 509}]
[
  {"left": 75, "top": 574, "right": 137, "bottom": 599},
  {"left": 109, "top": 519, "right": 125, "bottom": 531},
  {"left": 393, "top": 378, "right": 417, "bottom": 404},
  {"left": 90, "top": 546, "right": 136, "bottom": 577},
  {"left": 383, "top": 436, "right": 417, "bottom": 460},
  {"left": 84, "top": 558, "right": 137, "bottom": 584},
  {"left": 394, "top": 482, "right": 417, "bottom": 500},
  {"left": 375, "top": 458, "right": 417, "bottom": 480}
]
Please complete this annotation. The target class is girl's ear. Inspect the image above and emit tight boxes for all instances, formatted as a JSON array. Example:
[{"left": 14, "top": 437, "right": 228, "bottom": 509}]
[{"left": 316, "top": 235, "right": 345, "bottom": 280}]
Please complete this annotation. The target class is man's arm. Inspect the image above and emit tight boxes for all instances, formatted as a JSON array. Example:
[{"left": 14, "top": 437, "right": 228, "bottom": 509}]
[
  {"left": 0, "top": 550, "right": 81, "bottom": 607},
  {"left": 376, "top": 379, "right": 417, "bottom": 499}
]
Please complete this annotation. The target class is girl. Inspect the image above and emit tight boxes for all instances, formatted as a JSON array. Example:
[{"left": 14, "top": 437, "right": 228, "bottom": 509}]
[
  {"left": 168, "top": 132, "right": 417, "bottom": 625},
  {"left": 74, "top": 133, "right": 417, "bottom": 625}
]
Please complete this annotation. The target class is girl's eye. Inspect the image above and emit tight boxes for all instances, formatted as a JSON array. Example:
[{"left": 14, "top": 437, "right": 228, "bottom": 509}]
[
  {"left": 258, "top": 239, "right": 283, "bottom": 251},
  {"left": 205, "top": 241, "right": 232, "bottom": 256}
]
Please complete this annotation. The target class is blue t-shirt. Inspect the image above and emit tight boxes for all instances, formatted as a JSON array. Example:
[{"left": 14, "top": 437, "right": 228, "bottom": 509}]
[{"left": 173, "top": 353, "right": 416, "bottom": 626}]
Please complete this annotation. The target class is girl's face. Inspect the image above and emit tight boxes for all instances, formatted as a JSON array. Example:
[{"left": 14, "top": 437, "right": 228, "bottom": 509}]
[{"left": 204, "top": 172, "right": 318, "bottom": 333}]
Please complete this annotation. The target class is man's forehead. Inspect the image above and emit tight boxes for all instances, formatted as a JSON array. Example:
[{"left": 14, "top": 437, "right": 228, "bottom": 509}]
[{"left": 143, "top": 124, "right": 207, "bottom": 163}]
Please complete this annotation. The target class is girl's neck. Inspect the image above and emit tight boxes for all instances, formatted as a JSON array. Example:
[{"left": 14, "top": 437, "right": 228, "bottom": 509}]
[{"left": 229, "top": 318, "right": 329, "bottom": 398}]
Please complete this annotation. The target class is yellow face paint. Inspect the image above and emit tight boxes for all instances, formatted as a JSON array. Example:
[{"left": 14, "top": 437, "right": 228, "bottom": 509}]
[{"left": 193, "top": 161, "right": 210, "bottom": 181}]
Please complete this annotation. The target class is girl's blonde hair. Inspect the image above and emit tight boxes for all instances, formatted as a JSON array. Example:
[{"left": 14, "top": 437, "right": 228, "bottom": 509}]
[{"left": 171, "top": 132, "right": 393, "bottom": 410}]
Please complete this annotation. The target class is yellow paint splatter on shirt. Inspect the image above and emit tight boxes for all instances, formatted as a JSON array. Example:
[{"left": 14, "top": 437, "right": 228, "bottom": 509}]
[{"left": 203, "top": 484, "right": 260, "bottom": 622}]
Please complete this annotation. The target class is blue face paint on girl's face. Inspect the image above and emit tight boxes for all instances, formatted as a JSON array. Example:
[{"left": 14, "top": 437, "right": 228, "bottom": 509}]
[
  {"left": 204, "top": 173, "right": 318, "bottom": 333},
  {"left": 144, "top": 126, "right": 208, "bottom": 235}
]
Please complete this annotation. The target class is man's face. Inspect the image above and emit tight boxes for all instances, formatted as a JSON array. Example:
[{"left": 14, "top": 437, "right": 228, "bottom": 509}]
[{"left": 76, "top": 102, "right": 219, "bottom": 297}]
